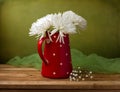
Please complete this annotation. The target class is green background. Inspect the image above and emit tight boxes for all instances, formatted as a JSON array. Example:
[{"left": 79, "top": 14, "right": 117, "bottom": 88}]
[{"left": 0, "top": 0, "right": 120, "bottom": 63}]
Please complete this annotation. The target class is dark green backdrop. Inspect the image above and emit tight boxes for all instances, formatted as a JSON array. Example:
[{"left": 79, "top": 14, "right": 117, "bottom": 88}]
[{"left": 0, "top": 0, "right": 120, "bottom": 63}]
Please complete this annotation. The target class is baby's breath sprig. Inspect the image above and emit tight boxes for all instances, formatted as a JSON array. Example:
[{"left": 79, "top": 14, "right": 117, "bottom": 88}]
[{"left": 69, "top": 66, "right": 93, "bottom": 81}]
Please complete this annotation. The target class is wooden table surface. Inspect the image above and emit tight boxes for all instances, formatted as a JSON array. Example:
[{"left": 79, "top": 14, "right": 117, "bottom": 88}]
[{"left": 0, "top": 64, "right": 120, "bottom": 92}]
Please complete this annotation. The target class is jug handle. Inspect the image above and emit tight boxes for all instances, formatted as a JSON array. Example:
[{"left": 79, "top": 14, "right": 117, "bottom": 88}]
[{"left": 38, "top": 37, "right": 49, "bottom": 65}]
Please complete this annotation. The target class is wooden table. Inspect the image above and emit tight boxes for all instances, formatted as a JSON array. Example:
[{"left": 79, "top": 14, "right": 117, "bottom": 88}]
[{"left": 0, "top": 64, "right": 120, "bottom": 92}]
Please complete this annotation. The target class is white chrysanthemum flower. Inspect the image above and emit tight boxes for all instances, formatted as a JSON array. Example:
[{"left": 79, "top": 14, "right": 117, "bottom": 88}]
[
  {"left": 50, "top": 13, "right": 63, "bottom": 35},
  {"left": 29, "top": 14, "right": 53, "bottom": 37},
  {"left": 63, "top": 11, "right": 87, "bottom": 30},
  {"left": 51, "top": 12, "right": 76, "bottom": 35}
]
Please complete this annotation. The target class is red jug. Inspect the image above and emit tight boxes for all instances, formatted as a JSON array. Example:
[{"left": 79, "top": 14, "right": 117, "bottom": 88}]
[{"left": 38, "top": 32, "right": 72, "bottom": 78}]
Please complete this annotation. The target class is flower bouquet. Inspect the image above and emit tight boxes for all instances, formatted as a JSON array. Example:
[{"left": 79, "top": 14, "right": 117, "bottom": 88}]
[{"left": 29, "top": 11, "right": 87, "bottom": 78}]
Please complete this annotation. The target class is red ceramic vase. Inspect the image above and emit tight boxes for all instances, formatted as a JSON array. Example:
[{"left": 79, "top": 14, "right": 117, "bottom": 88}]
[{"left": 38, "top": 32, "right": 72, "bottom": 78}]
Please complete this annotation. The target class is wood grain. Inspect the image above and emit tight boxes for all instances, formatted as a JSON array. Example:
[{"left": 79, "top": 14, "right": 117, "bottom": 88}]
[{"left": 0, "top": 64, "right": 120, "bottom": 90}]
